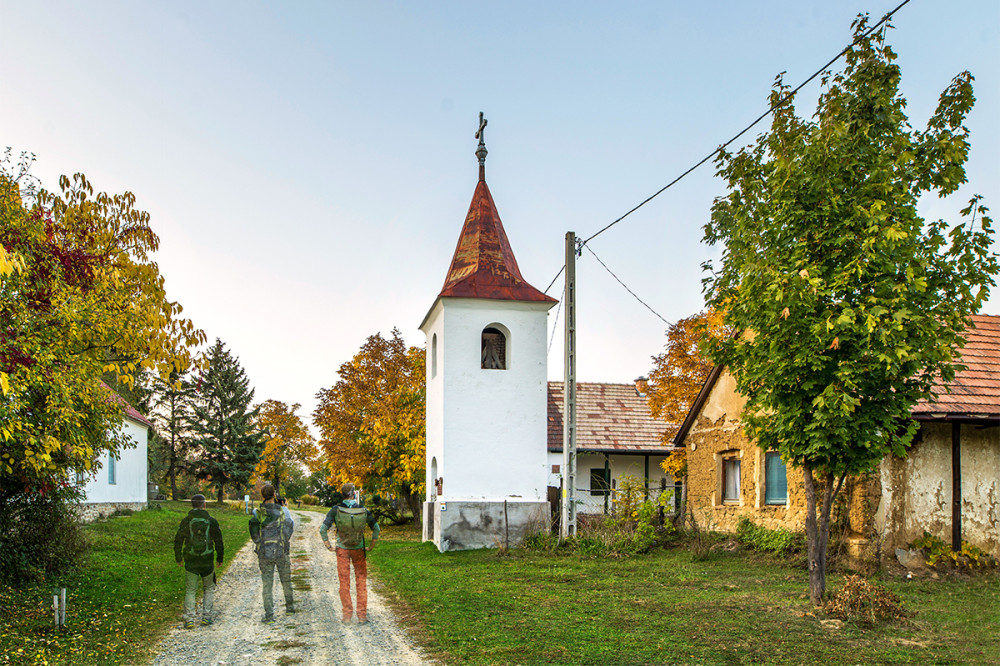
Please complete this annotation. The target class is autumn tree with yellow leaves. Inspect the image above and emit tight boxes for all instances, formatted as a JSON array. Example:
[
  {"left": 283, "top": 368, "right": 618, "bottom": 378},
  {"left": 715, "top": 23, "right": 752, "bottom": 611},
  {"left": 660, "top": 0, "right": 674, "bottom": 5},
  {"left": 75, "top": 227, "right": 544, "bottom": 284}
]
[
  {"left": 0, "top": 151, "right": 204, "bottom": 497},
  {"left": 647, "top": 310, "right": 730, "bottom": 483},
  {"left": 252, "top": 400, "right": 319, "bottom": 498},
  {"left": 313, "top": 329, "right": 425, "bottom": 521}
]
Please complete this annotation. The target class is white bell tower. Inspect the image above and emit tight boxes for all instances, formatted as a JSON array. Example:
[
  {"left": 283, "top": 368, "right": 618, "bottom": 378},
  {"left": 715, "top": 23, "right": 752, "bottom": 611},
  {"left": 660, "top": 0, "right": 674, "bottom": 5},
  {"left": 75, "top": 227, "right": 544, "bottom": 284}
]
[{"left": 420, "top": 114, "right": 556, "bottom": 551}]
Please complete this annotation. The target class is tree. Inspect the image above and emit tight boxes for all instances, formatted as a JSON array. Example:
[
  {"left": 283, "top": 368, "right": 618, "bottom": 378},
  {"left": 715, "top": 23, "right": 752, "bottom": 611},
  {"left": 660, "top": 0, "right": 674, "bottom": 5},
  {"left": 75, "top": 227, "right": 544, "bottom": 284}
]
[
  {"left": 252, "top": 400, "right": 318, "bottom": 497},
  {"left": 148, "top": 366, "right": 198, "bottom": 500},
  {"left": 189, "top": 339, "right": 264, "bottom": 503},
  {"left": 313, "top": 329, "right": 425, "bottom": 521},
  {"left": 648, "top": 310, "right": 730, "bottom": 520},
  {"left": 702, "top": 17, "right": 998, "bottom": 604},
  {"left": 1, "top": 151, "right": 204, "bottom": 497}
]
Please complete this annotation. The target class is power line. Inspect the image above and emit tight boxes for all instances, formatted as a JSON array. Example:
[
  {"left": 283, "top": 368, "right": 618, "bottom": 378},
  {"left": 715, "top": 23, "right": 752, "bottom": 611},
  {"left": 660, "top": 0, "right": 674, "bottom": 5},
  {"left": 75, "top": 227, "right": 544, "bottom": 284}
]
[
  {"left": 548, "top": 282, "right": 565, "bottom": 353},
  {"left": 541, "top": 0, "right": 915, "bottom": 304},
  {"left": 582, "top": 0, "right": 912, "bottom": 246},
  {"left": 584, "top": 244, "right": 672, "bottom": 328}
]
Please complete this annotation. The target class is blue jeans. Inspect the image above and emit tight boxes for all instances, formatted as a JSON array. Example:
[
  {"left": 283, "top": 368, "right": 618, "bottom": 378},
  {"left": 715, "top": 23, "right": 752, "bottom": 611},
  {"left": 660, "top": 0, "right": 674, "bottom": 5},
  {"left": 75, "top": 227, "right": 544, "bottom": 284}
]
[{"left": 184, "top": 571, "right": 215, "bottom": 622}]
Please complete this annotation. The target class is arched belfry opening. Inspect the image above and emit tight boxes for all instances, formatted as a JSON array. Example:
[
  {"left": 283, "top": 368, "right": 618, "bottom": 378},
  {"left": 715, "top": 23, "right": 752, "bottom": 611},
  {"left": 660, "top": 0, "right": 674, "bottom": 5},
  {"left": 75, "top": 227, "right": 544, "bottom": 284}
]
[{"left": 481, "top": 326, "right": 507, "bottom": 370}]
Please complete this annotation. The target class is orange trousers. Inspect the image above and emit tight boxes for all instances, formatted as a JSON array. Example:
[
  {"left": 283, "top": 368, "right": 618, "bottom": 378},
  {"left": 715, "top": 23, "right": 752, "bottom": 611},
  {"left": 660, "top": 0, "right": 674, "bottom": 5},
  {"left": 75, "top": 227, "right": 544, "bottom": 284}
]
[{"left": 335, "top": 547, "right": 367, "bottom": 620}]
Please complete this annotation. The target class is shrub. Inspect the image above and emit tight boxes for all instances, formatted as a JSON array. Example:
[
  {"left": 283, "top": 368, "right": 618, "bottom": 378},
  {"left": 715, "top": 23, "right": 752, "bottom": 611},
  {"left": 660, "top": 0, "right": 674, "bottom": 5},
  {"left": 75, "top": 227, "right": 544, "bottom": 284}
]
[
  {"left": 736, "top": 517, "right": 804, "bottom": 556},
  {"left": 0, "top": 486, "right": 89, "bottom": 586},
  {"left": 299, "top": 494, "right": 319, "bottom": 506},
  {"left": 826, "top": 575, "right": 913, "bottom": 627},
  {"left": 910, "top": 531, "right": 998, "bottom": 570}
]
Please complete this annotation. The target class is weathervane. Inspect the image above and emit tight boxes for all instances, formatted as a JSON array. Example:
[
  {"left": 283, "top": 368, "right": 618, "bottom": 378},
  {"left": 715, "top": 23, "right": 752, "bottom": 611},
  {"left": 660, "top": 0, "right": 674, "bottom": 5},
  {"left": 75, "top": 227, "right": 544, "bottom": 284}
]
[{"left": 475, "top": 111, "right": 488, "bottom": 181}]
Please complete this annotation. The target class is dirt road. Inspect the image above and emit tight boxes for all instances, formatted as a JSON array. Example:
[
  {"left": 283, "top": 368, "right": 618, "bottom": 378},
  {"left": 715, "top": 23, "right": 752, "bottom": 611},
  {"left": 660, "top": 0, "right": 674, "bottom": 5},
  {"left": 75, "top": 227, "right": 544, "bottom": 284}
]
[{"left": 150, "top": 510, "right": 430, "bottom": 666}]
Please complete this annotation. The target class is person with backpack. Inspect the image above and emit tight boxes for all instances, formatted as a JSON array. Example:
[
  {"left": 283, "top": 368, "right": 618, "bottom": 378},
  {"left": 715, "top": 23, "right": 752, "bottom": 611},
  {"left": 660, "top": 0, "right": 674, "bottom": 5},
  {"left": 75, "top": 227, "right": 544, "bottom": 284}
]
[
  {"left": 173, "top": 494, "right": 224, "bottom": 629},
  {"left": 249, "top": 484, "right": 295, "bottom": 623},
  {"left": 320, "top": 482, "right": 380, "bottom": 624}
]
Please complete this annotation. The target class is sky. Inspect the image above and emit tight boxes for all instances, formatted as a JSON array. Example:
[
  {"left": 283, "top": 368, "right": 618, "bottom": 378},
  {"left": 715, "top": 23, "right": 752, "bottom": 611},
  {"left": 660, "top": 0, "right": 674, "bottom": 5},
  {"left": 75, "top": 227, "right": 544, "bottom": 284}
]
[{"left": 3, "top": 0, "right": 998, "bottom": 430}]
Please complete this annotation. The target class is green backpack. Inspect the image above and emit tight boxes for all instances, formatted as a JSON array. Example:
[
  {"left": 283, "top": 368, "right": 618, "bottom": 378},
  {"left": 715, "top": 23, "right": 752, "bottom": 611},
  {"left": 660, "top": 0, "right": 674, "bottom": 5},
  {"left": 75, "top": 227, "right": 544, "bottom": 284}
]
[
  {"left": 187, "top": 516, "right": 214, "bottom": 557},
  {"left": 334, "top": 506, "right": 368, "bottom": 548},
  {"left": 255, "top": 507, "right": 287, "bottom": 560}
]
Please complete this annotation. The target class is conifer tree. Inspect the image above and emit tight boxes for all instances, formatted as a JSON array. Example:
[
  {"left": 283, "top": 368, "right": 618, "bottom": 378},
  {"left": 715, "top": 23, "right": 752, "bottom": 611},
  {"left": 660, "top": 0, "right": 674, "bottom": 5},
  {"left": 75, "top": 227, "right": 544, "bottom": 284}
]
[
  {"left": 148, "top": 367, "right": 198, "bottom": 500},
  {"left": 189, "top": 339, "right": 264, "bottom": 503}
]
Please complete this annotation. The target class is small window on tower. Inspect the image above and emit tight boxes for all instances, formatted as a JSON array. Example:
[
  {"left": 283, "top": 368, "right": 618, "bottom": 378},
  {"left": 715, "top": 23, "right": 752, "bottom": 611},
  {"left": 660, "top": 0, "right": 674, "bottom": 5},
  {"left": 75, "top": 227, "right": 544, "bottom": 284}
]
[{"left": 481, "top": 327, "right": 506, "bottom": 370}]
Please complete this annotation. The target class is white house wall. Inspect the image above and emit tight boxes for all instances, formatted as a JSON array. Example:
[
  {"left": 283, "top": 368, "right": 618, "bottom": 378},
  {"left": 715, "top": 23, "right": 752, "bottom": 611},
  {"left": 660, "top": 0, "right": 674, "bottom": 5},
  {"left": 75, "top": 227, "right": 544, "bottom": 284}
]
[
  {"left": 80, "top": 417, "right": 149, "bottom": 505},
  {"left": 430, "top": 298, "right": 550, "bottom": 501},
  {"left": 876, "top": 422, "right": 999, "bottom": 557}
]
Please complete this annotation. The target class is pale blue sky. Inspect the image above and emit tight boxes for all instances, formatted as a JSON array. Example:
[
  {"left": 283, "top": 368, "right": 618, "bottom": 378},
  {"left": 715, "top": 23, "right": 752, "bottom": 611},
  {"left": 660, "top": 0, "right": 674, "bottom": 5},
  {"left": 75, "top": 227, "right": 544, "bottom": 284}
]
[{"left": 3, "top": 1, "right": 998, "bottom": 425}]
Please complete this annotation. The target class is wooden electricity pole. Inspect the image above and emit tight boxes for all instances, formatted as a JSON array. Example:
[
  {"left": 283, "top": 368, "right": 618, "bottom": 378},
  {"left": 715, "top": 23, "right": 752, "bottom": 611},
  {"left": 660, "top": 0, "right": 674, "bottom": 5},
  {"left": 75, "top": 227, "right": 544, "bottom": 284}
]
[{"left": 560, "top": 231, "right": 578, "bottom": 540}]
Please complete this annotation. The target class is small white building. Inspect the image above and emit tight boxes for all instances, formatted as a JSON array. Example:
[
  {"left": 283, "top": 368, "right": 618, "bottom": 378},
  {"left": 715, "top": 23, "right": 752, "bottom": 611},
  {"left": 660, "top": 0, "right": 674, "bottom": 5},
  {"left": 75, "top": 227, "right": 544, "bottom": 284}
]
[
  {"left": 77, "top": 395, "right": 151, "bottom": 522},
  {"left": 547, "top": 380, "right": 681, "bottom": 518},
  {"left": 420, "top": 126, "right": 556, "bottom": 551}
]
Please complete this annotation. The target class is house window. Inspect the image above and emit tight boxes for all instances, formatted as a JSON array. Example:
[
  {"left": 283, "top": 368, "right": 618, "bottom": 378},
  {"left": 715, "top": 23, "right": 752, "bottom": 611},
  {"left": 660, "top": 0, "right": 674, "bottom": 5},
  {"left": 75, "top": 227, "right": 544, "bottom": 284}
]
[
  {"left": 431, "top": 334, "right": 438, "bottom": 379},
  {"left": 721, "top": 456, "right": 740, "bottom": 503},
  {"left": 590, "top": 468, "right": 610, "bottom": 496},
  {"left": 481, "top": 327, "right": 506, "bottom": 370},
  {"left": 108, "top": 454, "right": 117, "bottom": 486},
  {"left": 765, "top": 452, "right": 787, "bottom": 505}
]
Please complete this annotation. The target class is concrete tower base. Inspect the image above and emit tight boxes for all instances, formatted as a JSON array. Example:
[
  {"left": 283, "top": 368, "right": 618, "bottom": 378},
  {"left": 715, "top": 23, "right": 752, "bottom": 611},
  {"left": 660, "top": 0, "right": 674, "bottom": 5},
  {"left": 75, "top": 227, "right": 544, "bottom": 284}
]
[{"left": 423, "top": 499, "right": 551, "bottom": 552}]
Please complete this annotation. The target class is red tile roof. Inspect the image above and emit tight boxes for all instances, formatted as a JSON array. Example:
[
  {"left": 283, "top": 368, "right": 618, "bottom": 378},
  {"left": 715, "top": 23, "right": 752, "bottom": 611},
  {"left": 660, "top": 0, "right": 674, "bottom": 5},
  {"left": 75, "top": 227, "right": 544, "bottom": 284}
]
[
  {"left": 101, "top": 381, "right": 153, "bottom": 428},
  {"left": 438, "top": 179, "right": 557, "bottom": 303},
  {"left": 548, "top": 382, "right": 678, "bottom": 454},
  {"left": 913, "top": 313, "right": 1000, "bottom": 420}
]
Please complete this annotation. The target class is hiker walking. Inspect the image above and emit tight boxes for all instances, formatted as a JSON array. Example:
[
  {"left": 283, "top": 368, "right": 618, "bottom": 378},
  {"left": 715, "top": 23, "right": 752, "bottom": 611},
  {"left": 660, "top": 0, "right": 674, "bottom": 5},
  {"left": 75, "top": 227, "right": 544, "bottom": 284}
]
[
  {"left": 320, "top": 482, "right": 380, "bottom": 624},
  {"left": 249, "top": 484, "right": 295, "bottom": 623},
  {"left": 173, "top": 494, "right": 224, "bottom": 629}
]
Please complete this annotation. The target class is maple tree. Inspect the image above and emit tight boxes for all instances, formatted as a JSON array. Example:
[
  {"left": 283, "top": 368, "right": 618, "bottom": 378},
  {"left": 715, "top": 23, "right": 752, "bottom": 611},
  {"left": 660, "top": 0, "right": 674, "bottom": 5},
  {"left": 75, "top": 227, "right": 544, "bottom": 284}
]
[
  {"left": 252, "top": 399, "right": 319, "bottom": 497},
  {"left": 702, "top": 18, "right": 997, "bottom": 604},
  {"left": 188, "top": 339, "right": 264, "bottom": 503},
  {"left": 313, "top": 329, "right": 425, "bottom": 520},
  {"left": 0, "top": 151, "right": 204, "bottom": 497}
]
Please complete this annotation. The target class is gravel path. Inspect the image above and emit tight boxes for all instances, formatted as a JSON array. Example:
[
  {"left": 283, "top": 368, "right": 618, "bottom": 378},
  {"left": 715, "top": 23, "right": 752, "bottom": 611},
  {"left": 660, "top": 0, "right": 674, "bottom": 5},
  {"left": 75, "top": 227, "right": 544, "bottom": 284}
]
[{"left": 150, "top": 511, "right": 431, "bottom": 666}]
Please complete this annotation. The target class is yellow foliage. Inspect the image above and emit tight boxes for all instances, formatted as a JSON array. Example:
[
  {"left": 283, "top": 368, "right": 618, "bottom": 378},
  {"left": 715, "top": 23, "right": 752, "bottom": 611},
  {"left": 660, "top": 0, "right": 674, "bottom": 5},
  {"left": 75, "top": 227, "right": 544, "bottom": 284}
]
[
  {"left": 313, "top": 330, "right": 425, "bottom": 498},
  {"left": 647, "top": 309, "right": 730, "bottom": 444},
  {"left": 252, "top": 400, "right": 318, "bottom": 487},
  {"left": 1, "top": 164, "right": 204, "bottom": 492}
]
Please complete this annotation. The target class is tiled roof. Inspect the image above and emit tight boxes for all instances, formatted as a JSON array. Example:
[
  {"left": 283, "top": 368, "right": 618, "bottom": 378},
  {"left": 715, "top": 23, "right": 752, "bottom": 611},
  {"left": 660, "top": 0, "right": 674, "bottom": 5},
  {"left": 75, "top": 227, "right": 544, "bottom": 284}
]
[
  {"left": 438, "top": 179, "right": 557, "bottom": 304},
  {"left": 548, "top": 382, "right": 677, "bottom": 454},
  {"left": 101, "top": 381, "right": 153, "bottom": 428},
  {"left": 913, "top": 313, "right": 1000, "bottom": 420}
]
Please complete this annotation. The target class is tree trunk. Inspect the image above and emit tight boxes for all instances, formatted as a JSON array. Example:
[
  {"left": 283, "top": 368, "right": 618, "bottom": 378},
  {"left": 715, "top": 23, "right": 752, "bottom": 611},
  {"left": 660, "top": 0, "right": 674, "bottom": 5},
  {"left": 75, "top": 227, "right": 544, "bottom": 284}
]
[
  {"left": 804, "top": 466, "right": 847, "bottom": 605},
  {"left": 272, "top": 474, "right": 281, "bottom": 498},
  {"left": 217, "top": 484, "right": 225, "bottom": 505}
]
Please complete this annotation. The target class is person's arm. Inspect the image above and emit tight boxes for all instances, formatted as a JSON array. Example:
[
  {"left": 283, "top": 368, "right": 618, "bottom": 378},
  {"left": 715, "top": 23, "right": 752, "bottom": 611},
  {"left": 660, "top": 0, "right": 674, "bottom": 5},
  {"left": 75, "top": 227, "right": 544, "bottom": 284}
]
[
  {"left": 174, "top": 518, "right": 188, "bottom": 564},
  {"left": 249, "top": 509, "right": 261, "bottom": 544},
  {"left": 320, "top": 507, "right": 337, "bottom": 551},
  {"left": 211, "top": 518, "right": 224, "bottom": 564},
  {"left": 367, "top": 510, "right": 380, "bottom": 551}
]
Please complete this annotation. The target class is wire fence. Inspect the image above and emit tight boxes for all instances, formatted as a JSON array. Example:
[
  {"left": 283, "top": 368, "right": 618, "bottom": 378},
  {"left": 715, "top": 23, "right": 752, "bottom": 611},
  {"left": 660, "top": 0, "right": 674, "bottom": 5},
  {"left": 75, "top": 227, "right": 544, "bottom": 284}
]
[{"left": 574, "top": 483, "right": 682, "bottom": 518}]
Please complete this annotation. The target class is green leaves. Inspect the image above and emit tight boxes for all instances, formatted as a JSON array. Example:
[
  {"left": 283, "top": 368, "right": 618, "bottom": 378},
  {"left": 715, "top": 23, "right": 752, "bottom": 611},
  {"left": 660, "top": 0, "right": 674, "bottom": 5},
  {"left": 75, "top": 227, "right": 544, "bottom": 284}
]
[{"left": 702, "top": 18, "right": 997, "bottom": 483}]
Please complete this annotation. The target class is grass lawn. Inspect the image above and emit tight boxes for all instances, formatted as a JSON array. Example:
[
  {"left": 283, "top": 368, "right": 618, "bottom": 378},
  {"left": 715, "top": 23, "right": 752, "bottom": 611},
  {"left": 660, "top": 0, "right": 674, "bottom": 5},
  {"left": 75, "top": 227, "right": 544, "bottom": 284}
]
[
  {"left": 0, "top": 501, "right": 252, "bottom": 666},
  {"left": 370, "top": 525, "right": 1000, "bottom": 665}
]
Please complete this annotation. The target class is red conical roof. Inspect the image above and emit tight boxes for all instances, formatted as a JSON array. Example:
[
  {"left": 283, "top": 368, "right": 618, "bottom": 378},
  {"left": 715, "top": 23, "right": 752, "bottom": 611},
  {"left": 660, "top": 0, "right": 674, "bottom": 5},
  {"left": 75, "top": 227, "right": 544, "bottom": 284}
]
[{"left": 438, "top": 179, "right": 556, "bottom": 303}]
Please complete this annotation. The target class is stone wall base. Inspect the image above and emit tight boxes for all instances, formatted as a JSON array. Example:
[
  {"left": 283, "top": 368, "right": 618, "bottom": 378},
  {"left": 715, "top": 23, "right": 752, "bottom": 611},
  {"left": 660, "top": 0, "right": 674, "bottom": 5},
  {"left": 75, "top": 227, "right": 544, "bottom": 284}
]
[
  {"left": 74, "top": 502, "right": 147, "bottom": 523},
  {"left": 423, "top": 499, "right": 550, "bottom": 552}
]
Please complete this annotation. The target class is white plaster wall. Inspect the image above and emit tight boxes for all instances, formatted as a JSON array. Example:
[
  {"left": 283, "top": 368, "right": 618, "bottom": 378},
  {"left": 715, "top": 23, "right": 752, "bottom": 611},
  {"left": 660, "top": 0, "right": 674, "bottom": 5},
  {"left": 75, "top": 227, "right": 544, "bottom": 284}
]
[
  {"left": 423, "top": 301, "right": 445, "bottom": 499},
  {"left": 875, "top": 422, "right": 1000, "bottom": 557},
  {"left": 80, "top": 417, "right": 149, "bottom": 504},
  {"left": 428, "top": 298, "right": 552, "bottom": 501}
]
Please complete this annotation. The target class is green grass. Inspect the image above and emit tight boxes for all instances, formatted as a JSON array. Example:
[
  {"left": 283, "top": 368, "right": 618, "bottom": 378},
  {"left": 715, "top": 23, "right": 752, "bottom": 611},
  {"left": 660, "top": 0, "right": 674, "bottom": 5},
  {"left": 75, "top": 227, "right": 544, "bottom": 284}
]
[
  {"left": 0, "top": 501, "right": 252, "bottom": 666},
  {"left": 370, "top": 525, "right": 1000, "bottom": 665}
]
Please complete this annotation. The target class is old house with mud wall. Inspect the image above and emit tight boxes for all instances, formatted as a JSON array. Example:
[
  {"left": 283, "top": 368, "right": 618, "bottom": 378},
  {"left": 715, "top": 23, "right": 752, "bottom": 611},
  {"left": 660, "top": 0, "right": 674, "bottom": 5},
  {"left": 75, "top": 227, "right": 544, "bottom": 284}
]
[{"left": 675, "top": 314, "right": 999, "bottom": 562}]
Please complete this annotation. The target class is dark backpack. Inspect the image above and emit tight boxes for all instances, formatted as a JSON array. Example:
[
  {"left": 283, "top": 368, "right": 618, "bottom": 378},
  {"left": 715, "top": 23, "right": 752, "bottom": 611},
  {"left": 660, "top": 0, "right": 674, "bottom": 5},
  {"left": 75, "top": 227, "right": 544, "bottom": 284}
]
[
  {"left": 187, "top": 516, "right": 214, "bottom": 558},
  {"left": 255, "top": 507, "right": 287, "bottom": 560},
  {"left": 334, "top": 506, "right": 368, "bottom": 548}
]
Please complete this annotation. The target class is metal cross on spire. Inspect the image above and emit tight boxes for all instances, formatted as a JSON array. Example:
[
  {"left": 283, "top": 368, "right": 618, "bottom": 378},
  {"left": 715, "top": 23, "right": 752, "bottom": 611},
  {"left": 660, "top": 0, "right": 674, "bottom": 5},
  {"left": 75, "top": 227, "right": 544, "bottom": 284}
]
[{"left": 475, "top": 111, "right": 488, "bottom": 181}]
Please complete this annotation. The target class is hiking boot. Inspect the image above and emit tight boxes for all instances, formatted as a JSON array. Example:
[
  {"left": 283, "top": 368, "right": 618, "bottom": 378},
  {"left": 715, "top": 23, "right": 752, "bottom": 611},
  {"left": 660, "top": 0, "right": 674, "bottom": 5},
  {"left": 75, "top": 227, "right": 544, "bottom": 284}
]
[
  {"left": 285, "top": 604, "right": 297, "bottom": 614},
  {"left": 200, "top": 617, "right": 213, "bottom": 626},
  {"left": 340, "top": 615, "right": 352, "bottom": 624},
  {"left": 357, "top": 616, "right": 368, "bottom": 624},
  {"left": 183, "top": 620, "right": 195, "bottom": 630},
  {"left": 262, "top": 615, "right": 275, "bottom": 624}
]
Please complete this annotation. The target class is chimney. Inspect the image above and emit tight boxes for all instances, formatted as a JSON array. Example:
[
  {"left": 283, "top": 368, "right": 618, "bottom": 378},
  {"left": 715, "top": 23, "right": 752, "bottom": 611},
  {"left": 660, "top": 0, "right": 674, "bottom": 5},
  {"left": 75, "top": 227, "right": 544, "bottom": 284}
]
[{"left": 634, "top": 376, "right": 649, "bottom": 397}]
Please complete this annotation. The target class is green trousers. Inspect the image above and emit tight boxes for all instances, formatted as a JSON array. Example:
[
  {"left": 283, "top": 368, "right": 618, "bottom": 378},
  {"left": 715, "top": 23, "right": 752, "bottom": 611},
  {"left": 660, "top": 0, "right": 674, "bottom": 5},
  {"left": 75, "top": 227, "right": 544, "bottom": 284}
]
[
  {"left": 258, "top": 554, "right": 293, "bottom": 618},
  {"left": 184, "top": 570, "right": 215, "bottom": 622}
]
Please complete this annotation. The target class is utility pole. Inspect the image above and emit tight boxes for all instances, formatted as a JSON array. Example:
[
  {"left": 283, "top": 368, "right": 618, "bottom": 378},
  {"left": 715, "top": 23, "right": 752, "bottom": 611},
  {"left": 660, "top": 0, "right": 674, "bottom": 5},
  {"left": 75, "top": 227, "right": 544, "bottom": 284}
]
[{"left": 560, "top": 231, "right": 578, "bottom": 540}]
